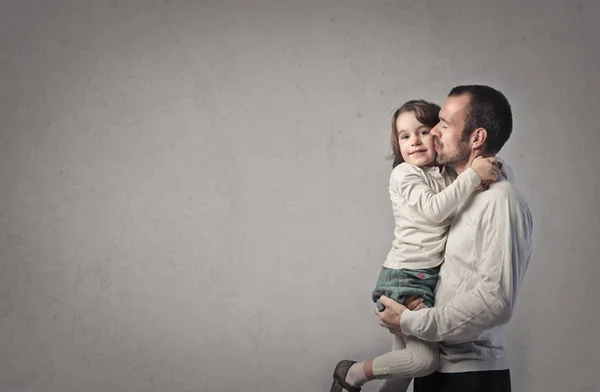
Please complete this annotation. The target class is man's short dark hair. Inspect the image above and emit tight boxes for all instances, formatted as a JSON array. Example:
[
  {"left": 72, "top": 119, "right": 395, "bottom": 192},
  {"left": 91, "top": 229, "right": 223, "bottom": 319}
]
[{"left": 449, "top": 85, "right": 513, "bottom": 154}]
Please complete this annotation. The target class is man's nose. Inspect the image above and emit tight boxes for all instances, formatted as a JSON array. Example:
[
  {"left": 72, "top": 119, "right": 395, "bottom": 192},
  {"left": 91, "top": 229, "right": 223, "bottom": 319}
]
[{"left": 431, "top": 124, "right": 441, "bottom": 137}]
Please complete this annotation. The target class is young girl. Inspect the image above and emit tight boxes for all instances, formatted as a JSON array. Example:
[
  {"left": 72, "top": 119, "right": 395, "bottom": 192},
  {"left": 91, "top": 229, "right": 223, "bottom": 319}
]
[{"left": 329, "top": 100, "right": 500, "bottom": 392}]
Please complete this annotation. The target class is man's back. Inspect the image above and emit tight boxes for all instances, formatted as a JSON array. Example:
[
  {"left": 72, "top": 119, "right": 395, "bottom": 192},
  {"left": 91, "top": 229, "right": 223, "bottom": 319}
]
[{"left": 435, "top": 176, "right": 533, "bottom": 372}]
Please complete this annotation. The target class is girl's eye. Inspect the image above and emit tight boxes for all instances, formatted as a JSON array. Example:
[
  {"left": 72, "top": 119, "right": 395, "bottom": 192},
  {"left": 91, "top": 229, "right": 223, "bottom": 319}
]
[
  {"left": 420, "top": 130, "right": 429, "bottom": 135},
  {"left": 400, "top": 135, "right": 409, "bottom": 140}
]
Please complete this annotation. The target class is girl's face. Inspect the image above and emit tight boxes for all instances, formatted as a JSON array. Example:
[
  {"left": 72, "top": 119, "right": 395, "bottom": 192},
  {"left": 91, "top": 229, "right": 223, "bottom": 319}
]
[{"left": 396, "top": 112, "right": 436, "bottom": 167}]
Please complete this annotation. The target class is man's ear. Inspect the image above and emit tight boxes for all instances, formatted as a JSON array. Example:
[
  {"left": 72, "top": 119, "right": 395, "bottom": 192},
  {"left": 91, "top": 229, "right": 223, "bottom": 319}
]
[{"left": 471, "top": 128, "right": 487, "bottom": 150}]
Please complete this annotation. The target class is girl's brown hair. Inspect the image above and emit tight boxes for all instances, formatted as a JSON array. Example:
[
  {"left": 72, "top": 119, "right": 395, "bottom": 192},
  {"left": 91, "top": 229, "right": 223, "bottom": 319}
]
[{"left": 388, "top": 99, "right": 441, "bottom": 168}]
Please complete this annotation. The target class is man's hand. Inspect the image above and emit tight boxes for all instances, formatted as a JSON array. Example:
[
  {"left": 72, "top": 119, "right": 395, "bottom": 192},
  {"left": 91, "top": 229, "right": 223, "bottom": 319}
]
[{"left": 375, "top": 295, "right": 409, "bottom": 334}]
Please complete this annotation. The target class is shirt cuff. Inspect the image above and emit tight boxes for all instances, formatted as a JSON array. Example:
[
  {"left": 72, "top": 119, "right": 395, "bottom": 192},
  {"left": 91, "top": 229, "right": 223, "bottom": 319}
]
[
  {"left": 463, "top": 167, "right": 482, "bottom": 187},
  {"left": 400, "top": 308, "right": 422, "bottom": 336}
]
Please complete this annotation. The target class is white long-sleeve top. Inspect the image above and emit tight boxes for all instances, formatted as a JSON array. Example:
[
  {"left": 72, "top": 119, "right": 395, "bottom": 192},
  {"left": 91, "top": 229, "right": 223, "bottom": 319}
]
[
  {"left": 399, "top": 168, "right": 534, "bottom": 372},
  {"left": 383, "top": 163, "right": 481, "bottom": 270}
]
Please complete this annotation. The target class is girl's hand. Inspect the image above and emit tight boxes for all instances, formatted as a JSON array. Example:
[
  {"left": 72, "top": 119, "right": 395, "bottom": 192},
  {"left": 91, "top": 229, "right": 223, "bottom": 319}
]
[
  {"left": 471, "top": 156, "right": 501, "bottom": 182},
  {"left": 404, "top": 296, "right": 426, "bottom": 311}
]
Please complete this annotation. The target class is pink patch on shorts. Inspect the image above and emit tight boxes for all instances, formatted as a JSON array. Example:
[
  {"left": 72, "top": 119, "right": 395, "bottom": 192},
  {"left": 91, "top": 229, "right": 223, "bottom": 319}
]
[{"left": 418, "top": 273, "right": 425, "bottom": 279}]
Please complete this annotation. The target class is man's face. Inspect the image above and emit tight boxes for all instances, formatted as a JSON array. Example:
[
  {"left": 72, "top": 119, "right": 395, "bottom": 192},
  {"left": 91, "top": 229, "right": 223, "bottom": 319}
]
[{"left": 431, "top": 94, "right": 472, "bottom": 166}]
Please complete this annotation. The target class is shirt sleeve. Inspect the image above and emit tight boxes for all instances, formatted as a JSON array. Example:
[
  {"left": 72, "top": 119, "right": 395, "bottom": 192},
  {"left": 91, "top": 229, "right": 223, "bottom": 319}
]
[
  {"left": 399, "top": 195, "right": 533, "bottom": 342},
  {"left": 393, "top": 164, "right": 481, "bottom": 223}
]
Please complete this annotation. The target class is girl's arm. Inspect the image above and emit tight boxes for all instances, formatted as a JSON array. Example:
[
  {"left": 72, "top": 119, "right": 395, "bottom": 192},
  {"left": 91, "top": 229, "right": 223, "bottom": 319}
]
[{"left": 393, "top": 163, "right": 481, "bottom": 223}]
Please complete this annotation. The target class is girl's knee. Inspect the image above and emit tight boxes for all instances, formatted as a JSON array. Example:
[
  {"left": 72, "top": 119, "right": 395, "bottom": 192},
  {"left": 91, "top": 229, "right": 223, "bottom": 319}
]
[{"left": 417, "top": 353, "right": 439, "bottom": 376}]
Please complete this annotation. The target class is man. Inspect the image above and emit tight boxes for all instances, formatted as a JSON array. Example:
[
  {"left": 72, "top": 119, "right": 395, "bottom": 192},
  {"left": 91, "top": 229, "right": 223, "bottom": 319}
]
[{"left": 377, "top": 85, "right": 533, "bottom": 392}]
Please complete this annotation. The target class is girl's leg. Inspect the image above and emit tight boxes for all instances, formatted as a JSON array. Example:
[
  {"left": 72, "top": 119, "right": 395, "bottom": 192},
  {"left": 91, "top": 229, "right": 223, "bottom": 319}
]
[
  {"left": 333, "top": 359, "right": 411, "bottom": 392},
  {"left": 378, "top": 334, "right": 412, "bottom": 392},
  {"left": 335, "top": 335, "right": 437, "bottom": 392},
  {"left": 372, "top": 335, "right": 439, "bottom": 379}
]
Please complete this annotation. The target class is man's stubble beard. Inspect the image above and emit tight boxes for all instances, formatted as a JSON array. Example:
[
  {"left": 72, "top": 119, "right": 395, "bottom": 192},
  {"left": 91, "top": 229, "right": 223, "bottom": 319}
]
[{"left": 435, "top": 139, "right": 471, "bottom": 166}]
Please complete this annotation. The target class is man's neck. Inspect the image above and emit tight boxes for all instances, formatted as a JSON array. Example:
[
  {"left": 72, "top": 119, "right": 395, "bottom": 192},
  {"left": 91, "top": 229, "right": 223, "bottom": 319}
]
[
  {"left": 451, "top": 151, "right": 492, "bottom": 174},
  {"left": 451, "top": 161, "right": 471, "bottom": 175}
]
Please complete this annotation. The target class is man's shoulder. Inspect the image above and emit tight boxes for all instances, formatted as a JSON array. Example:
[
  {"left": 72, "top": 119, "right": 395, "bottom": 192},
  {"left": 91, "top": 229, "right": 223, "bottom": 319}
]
[
  {"left": 484, "top": 178, "right": 528, "bottom": 204},
  {"left": 474, "top": 178, "right": 532, "bottom": 221},
  {"left": 479, "top": 158, "right": 528, "bottom": 205}
]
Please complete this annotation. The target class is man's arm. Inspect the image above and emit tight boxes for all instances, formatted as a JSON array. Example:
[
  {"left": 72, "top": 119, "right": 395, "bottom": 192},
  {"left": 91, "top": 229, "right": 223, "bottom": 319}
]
[
  {"left": 395, "top": 164, "right": 481, "bottom": 223},
  {"left": 399, "top": 195, "right": 533, "bottom": 342}
]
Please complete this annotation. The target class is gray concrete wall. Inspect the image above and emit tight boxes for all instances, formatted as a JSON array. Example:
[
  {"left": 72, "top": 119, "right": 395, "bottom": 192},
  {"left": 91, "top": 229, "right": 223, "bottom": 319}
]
[{"left": 1, "top": 1, "right": 598, "bottom": 391}]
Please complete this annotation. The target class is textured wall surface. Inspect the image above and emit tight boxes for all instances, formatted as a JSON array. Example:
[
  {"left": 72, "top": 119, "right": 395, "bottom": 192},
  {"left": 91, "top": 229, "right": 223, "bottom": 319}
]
[{"left": 1, "top": 1, "right": 598, "bottom": 391}]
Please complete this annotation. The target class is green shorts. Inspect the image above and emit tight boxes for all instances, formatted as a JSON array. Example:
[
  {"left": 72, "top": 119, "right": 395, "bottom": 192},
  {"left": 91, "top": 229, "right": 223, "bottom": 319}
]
[{"left": 372, "top": 266, "right": 440, "bottom": 311}]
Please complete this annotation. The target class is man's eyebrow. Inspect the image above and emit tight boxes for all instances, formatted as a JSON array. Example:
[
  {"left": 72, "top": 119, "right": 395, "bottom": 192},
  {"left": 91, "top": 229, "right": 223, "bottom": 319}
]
[{"left": 439, "top": 116, "right": 449, "bottom": 124}]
